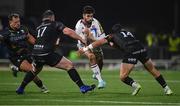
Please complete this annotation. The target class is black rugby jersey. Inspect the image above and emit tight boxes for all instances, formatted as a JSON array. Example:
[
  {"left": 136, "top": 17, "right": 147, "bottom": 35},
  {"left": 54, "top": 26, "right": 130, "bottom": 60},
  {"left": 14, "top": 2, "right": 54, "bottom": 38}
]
[
  {"left": 33, "top": 20, "right": 65, "bottom": 55},
  {"left": 1, "top": 25, "right": 30, "bottom": 56},
  {"left": 106, "top": 30, "right": 143, "bottom": 53}
]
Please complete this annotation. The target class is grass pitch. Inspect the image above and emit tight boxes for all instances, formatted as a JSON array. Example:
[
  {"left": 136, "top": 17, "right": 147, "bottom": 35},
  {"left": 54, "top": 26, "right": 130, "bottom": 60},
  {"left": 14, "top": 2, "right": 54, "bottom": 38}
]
[{"left": 0, "top": 68, "right": 180, "bottom": 105}]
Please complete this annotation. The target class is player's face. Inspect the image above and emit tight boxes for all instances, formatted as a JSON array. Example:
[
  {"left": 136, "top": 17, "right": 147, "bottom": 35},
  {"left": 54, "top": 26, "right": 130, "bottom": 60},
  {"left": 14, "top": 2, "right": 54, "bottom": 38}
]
[
  {"left": 9, "top": 17, "right": 21, "bottom": 30},
  {"left": 83, "top": 13, "right": 93, "bottom": 23}
]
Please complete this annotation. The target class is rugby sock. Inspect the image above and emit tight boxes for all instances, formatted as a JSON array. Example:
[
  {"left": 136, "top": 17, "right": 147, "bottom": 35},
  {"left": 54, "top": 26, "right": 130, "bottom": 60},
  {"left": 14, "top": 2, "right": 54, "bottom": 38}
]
[
  {"left": 155, "top": 75, "right": 167, "bottom": 88},
  {"left": 91, "top": 64, "right": 103, "bottom": 82},
  {"left": 122, "top": 76, "right": 135, "bottom": 86},
  {"left": 19, "top": 71, "right": 36, "bottom": 89},
  {"left": 33, "top": 78, "right": 43, "bottom": 88},
  {"left": 67, "top": 69, "right": 84, "bottom": 88}
]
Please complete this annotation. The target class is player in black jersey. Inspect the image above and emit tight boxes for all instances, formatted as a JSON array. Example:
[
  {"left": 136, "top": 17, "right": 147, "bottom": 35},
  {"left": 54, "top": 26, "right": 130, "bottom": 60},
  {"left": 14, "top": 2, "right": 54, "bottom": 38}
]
[
  {"left": 0, "top": 13, "right": 49, "bottom": 94},
  {"left": 16, "top": 10, "right": 96, "bottom": 94},
  {"left": 79, "top": 24, "right": 173, "bottom": 95}
]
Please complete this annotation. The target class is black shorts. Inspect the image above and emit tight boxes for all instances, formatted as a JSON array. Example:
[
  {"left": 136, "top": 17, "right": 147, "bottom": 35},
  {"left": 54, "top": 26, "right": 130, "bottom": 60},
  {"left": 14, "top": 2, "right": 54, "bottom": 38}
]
[
  {"left": 33, "top": 52, "right": 63, "bottom": 67},
  {"left": 93, "top": 47, "right": 104, "bottom": 61},
  {"left": 9, "top": 54, "right": 33, "bottom": 68},
  {"left": 122, "top": 48, "right": 149, "bottom": 64}
]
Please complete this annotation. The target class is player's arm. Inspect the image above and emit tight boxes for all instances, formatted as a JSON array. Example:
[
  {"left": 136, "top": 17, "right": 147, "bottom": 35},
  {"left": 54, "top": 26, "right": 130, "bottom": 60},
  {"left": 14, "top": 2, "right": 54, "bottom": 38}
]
[
  {"left": 63, "top": 27, "right": 86, "bottom": 44},
  {"left": 23, "top": 26, "right": 36, "bottom": 45},
  {"left": 75, "top": 21, "right": 87, "bottom": 47},
  {"left": 78, "top": 38, "right": 108, "bottom": 54},
  {"left": 27, "top": 33, "right": 36, "bottom": 44},
  {"left": 91, "top": 38, "right": 108, "bottom": 48}
]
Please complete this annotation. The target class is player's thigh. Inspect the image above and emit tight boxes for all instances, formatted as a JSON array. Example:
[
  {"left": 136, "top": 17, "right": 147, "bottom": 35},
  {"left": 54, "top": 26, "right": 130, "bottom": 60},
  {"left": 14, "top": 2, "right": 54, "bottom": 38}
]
[
  {"left": 54, "top": 56, "right": 74, "bottom": 71},
  {"left": 120, "top": 54, "right": 136, "bottom": 78},
  {"left": 20, "top": 60, "right": 34, "bottom": 72},
  {"left": 84, "top": 51, "right": 96, "bottom": 59}
]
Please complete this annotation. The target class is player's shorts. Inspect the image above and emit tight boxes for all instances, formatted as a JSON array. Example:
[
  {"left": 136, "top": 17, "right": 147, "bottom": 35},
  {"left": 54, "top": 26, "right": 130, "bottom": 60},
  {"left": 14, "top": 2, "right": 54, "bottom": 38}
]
[
  {"left": 33, "top": 52, "right": 63, "bottom": 67},
  {"left": 9, "top": 54, "right": 33, "bottom": 68},
  {"left": 122, "top": 48, "right": 149, "bottom": 65},
  {"left": 93, "top": 47, "right": 104, "bottom": 61}
]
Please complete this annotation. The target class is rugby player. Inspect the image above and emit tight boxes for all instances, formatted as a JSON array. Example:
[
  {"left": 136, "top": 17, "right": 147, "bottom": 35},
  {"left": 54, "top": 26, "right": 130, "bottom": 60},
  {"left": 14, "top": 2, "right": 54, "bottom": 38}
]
[
  {"left": 75, "top": 6, "right": 106, "bottom": 89},
  {"left": 16, "top": 10, "right": 96, "bottom": 94},
  {"left": 0, "top": 13, "right": 49, "bottom": 94},
  {"left": 79, "top": 24, "right": 173, "bottom": 95}
]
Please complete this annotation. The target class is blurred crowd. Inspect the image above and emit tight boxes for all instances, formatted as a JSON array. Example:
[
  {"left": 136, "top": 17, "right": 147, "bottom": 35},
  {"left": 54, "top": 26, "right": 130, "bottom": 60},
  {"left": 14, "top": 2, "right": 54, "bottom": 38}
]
[{"left": 145, "top": 31, "right": 180, "bottom": 59}]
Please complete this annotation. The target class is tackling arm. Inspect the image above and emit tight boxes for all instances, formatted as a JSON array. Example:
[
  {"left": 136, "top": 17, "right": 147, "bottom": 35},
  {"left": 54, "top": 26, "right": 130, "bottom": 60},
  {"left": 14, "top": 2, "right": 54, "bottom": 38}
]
[
  {"left": 63, "top": 27, "right": 86, "bottom": 44},
  {"left": 78, "top": 38, "right": 108, "bottom": 54}
]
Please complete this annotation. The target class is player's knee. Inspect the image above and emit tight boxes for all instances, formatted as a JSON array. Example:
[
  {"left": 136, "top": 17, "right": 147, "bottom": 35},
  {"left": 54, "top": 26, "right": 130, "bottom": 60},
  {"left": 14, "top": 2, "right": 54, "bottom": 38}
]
[
  {"left": 88, "top": 53, "right": 96, "bottom": 60},
  {"left": 144, "top": 61, "right": 154, "bottom": 71},
  {"left": 120, "top": 74, "right": 128, "bottom": 81},
  {"left": 66, "top": 62, "right": 74, "bottom": 70}
]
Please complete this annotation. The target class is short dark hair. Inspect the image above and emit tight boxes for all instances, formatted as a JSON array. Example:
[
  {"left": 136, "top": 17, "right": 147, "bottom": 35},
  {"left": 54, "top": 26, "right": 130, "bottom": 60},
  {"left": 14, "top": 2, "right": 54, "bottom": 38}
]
[
  {"left": 42, "top": 10, "right": 54, "bottom": 19},
  {"left": 112, "top": 24, "right": 122, "bottom": 33},
  {"left": 8, "top": 13, "right": 20, "bottom": 21},
  {"left": 83, "top": 6, "right": 95, "bottom": 14}
]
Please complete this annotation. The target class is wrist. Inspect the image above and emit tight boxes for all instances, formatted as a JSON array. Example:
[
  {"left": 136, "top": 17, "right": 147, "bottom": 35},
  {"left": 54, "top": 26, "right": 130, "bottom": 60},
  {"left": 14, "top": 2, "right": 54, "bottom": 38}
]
[
  {"left": 83, "top": 47, "right": 89, "bottom": 52},
  {"left": 88, "top": 44, "right": 93, "bottom": 50}
]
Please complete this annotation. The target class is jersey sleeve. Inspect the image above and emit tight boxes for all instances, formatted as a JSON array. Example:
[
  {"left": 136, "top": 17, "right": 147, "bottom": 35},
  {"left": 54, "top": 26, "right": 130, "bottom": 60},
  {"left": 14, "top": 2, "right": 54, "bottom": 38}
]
[
  {"left": 55, "top": 22, "right": 66, "bottom": 31},
  {"left": 105, "top": 34, "right": 113, "bottom": 43},
  {"left": 75, "top": 20, "right": 83, "bottom": 36}
]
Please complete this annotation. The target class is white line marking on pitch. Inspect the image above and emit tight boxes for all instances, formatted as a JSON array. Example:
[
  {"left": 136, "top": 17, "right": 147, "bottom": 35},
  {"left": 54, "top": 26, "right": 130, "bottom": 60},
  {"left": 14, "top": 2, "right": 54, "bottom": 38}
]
[{"left": 0, "top": 99, "right": 180, "bottom": 105}]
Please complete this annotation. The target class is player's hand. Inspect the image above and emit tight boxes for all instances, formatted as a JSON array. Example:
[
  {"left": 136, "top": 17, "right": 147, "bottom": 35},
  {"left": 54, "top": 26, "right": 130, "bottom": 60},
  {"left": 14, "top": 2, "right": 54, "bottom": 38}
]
[
  {"left": 83, "top": 27, "right": 90, "bottom": 35},
  {"left": 80, "top": 39, "right": 87, "bottom": 45},
  {"left": 78, "top": 47, "right": 88, "bottom": 55}
]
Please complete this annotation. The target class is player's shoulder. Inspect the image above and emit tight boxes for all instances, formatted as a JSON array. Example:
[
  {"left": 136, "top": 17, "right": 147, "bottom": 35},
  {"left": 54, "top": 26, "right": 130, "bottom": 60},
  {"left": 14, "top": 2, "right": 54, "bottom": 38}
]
[
  {"left": 1, "top": 27, "right": 11, "bottom": 36},
  {"left": 92, "top": 18, "right": 99, "bottom": 22},
  {"left": 75, "top": 19, "right": 84, "bottom": 28},
  {"left": 76, "top": 19, "right": 83, "bottom": 25},
  {"left": 20, "top": 25, "right": 29, "bottom": 33},
  {"left": 92, "top": 18, "right": 101, "bottom": 24}
]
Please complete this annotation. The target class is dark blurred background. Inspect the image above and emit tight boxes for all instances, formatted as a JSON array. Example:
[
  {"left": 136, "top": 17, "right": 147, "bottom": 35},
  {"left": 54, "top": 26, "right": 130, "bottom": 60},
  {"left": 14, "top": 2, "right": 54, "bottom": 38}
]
[{"left": 0, "top": 0, "right": 180, "bottom": 60}]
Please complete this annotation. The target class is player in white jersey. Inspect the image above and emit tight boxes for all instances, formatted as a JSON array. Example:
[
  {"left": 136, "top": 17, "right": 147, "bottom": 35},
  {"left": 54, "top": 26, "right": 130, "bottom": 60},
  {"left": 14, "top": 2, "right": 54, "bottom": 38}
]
[{"left": 75, "top": 6, "right": 106, "bottom": 89}]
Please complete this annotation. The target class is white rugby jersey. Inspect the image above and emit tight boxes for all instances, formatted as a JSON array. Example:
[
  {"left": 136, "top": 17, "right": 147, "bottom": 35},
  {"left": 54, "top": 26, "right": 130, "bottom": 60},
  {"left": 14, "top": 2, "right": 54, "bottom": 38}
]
[{"left": 75, "top": 18, "right": 105, "bottom": 48}]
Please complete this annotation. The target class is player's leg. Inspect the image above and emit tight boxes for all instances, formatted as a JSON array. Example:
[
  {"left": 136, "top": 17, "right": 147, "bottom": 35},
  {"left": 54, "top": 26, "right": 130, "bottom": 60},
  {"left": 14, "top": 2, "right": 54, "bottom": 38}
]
[
  {"left": 53, "top": 54, "right": 96, "bottom": 93},
  {"left": 93, "top": 49, "right": 104, "bottom": 71},
  {"left": 85, "top": 51, "right": 105, "bottom": 89},
  {"left": 96, "top": 57, "right": 103, "bottom": 71},
  {"left": 143, "top": 59, "right": 173, "bottom": 95},
  {"left": 92, "top": 53, "right": 103, "bottom": 79},
  {"left": 11, "top": 62, "right": 49, "bottom": 94},
  {"left": 33, "top": 76, "right": 49, "bottom": 93},
  {"left": 10, "top": 64, "right": 19, "bottom": 77},
  {"left": 120, "top": 62, "right": 141, "bottom": 95},
  {"left": 16, "top": 60, "right": 38, "bottom": 94}
]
